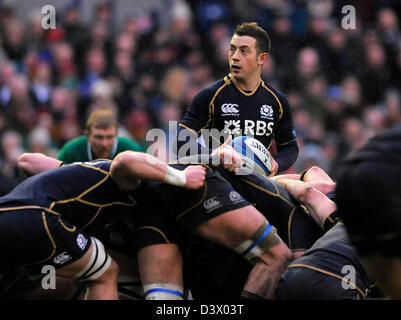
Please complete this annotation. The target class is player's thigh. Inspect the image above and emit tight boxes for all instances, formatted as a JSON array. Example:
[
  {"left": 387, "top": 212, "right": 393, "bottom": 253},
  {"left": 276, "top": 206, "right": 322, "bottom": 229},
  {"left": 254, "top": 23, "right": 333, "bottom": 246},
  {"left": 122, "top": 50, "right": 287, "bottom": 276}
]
[
  {"left": 0, "top": 209, "right": 97, "bottom": 298},
  {"left": 194, "top": 204, "right": 267, "bottom": 249},
  {"left": 55, "top": 241, "right": 95, "bottom": 278},
  {"left": 178, "top": 171, "right": 277, "bottom": 250},
  {"left": 0, "top": 209, "right": 91, "bottom": 271}
]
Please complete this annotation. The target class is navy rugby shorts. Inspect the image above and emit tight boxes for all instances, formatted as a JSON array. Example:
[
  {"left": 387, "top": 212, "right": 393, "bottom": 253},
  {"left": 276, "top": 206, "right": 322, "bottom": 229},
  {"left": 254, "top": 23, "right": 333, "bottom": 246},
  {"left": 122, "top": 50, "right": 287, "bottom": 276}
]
[
  {"left": 0, "top": 207, "right": 91, "bottom": 273},
  {"left": 134, "top": 167, "right": 251, "bottom": 250}
]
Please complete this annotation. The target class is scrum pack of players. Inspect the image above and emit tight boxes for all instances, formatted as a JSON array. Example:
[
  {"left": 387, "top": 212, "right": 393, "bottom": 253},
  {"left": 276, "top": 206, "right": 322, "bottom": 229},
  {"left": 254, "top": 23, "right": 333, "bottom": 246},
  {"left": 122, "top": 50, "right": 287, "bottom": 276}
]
[{"left": 0, "top": 142, "right": 380, "bottom": 300}]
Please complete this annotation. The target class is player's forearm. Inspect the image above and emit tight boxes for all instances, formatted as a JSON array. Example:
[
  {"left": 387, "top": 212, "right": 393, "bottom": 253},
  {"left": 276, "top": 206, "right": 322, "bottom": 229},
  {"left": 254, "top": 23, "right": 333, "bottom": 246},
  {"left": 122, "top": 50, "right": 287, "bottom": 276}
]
[
  {"left": 112, "top": 151, "right": 168, "bottom": 182},
  {"left": 111, "top": 151, "right": 189, "bottom": 190},
  {"left": 281, "top": 179, "right": 336, "bottom": 229}
]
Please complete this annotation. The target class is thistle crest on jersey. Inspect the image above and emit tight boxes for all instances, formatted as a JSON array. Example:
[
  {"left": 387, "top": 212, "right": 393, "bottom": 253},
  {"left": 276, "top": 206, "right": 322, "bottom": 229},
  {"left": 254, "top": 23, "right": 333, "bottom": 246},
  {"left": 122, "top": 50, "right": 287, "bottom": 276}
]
[{"left": 260, "top": 105, "right": 274, "bottom": 120}]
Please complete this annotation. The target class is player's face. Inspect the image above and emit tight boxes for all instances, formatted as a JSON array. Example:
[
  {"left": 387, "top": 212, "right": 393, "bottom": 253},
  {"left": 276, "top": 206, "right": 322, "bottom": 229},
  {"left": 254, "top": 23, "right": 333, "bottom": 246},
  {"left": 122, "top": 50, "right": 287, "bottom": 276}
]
[
  {"left": 228, "top": 35, "right": 264, "bottom": 82},
  {"left": 87, "top": 126, "right": 117, "bottom": 159}
]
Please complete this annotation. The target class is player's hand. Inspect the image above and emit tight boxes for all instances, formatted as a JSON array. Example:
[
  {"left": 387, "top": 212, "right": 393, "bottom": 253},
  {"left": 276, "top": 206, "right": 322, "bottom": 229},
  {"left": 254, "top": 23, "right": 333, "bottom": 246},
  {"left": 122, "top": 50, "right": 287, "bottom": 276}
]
[
  {"left": 210, "top": 136, "right": 242, "bottom": 173},
  {"left": 183, "top": 165, "right": 206, "bottom": 189},
  {"left": 267, "top": 154, "right": 278, "bottom": 177},
  {"left": 276, "top": 179, "right": 307, "bottom": 202},
  {"left": 277, "top": 179, "right": 337, "bottom": 229}
]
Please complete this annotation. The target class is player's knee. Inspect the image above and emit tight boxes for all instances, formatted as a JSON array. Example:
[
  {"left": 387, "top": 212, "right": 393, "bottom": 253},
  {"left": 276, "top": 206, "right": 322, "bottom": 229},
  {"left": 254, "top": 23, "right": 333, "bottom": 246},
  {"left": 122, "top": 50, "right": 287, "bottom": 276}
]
[
  {"left": 98, "top": 258, "right": 119, "bottom": 283},
  {"left": 250, "top": 243, "right": 293, "bottom": 284},
  {"left": 75, "top": 237, "right": 119, "bottom": 285},
  {"left": 265, "top": 242, "right": 293, "bottom": 269}
]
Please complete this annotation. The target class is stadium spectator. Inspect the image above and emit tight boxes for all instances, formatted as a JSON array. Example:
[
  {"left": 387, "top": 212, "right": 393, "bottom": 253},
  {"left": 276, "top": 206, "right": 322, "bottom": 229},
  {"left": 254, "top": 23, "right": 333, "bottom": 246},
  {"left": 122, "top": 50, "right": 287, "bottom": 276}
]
[{"left": 0, "top": 129, "right": 26, "bottom": 195}]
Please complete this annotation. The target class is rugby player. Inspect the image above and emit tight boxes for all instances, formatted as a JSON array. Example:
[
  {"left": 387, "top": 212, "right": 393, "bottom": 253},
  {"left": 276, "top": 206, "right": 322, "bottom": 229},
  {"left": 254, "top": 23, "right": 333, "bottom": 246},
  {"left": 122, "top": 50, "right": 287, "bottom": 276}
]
[
  {"left": 57, "top": 108, "right": 144, "bottom": 163},
  {"left": 336, "top": 125, "right": 401, "bottom": 299},
  {"left": 274, "top": 168, "right": 378, "bottom": 300},
  {"left": 57, "top": 108, "right": 146, "bottom": 299},
  {"left": 0, "top": 151, "right": 205, "bottom": 299},
  {"left": 176, "top": 22, "right": 298, "bottom": 176}
]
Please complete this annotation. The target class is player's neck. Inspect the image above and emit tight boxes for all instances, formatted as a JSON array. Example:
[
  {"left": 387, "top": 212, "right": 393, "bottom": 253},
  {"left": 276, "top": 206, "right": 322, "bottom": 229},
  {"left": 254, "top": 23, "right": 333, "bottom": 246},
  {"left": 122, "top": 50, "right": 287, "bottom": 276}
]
[{"left": 231, "top": 74, "right": 261, "bottom": 93}]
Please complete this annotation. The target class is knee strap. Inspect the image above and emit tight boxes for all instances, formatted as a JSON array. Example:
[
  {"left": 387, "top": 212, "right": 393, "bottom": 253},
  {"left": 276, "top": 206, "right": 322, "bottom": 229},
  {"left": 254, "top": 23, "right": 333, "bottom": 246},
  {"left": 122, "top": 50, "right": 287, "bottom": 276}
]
[
  {"left": 234, "top": 220, "right": 281, "bottom": 261},
  {"left": 144, "top": 283, "right": 184, "bottom": 300},
  {"left": 75, "top": 237, "right": 112, "bottom": 282}
]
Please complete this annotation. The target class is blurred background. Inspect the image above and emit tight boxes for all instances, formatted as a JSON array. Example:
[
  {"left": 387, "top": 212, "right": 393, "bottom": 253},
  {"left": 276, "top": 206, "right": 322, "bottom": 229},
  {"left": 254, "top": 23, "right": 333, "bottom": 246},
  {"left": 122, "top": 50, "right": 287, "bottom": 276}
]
[{"left": 0, "top": 0, "right": 400, "bottom": 194}]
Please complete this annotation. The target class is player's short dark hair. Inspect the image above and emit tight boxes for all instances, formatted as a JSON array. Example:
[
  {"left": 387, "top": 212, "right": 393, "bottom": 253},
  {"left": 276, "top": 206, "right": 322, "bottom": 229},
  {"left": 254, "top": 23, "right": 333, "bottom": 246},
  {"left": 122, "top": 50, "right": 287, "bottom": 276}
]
[
  {"left": 86, "top": 108, "right": 118, "bottom": 133},
  {"left": 233, "top": 22, "right": 271, "bottom": 54},
  {"left": 336, "top": 124, "right": 401, "bottom": 257}
]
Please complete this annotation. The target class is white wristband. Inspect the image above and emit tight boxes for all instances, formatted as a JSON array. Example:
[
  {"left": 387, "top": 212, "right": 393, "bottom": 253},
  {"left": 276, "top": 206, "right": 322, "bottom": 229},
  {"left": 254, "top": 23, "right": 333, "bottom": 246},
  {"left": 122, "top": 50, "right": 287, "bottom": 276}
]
[{"left": 164, "top": 166, "right": 187, "bottom": 187}]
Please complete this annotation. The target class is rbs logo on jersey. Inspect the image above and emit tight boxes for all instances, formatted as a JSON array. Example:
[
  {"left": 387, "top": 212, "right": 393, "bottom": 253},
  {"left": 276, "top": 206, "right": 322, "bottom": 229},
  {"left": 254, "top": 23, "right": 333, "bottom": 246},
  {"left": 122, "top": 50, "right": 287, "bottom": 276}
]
[
  {"left": 221, "top": 103, "right": 275, "bottom": 136},
  {"left": 224, "top": 120, "right": 274, "bottom": 136}
]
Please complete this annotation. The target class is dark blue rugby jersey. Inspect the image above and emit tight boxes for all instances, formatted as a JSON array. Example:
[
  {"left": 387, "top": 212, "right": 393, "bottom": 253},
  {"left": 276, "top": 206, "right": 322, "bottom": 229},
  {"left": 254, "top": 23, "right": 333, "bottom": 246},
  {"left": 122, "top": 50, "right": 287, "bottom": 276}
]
[
  {"left": 179, "top": 74, "right": 297, "bottom": 150},
  {"left": 0, "top": 160, "right": 138, "bottom": 230}
]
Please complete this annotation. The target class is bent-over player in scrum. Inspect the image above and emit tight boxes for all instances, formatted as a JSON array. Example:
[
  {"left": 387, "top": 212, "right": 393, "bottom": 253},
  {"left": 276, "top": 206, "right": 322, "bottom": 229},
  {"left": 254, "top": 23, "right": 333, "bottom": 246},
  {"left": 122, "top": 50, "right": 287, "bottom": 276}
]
[{"left": 0, "top": 152, "right": 205, "bottom": 299}]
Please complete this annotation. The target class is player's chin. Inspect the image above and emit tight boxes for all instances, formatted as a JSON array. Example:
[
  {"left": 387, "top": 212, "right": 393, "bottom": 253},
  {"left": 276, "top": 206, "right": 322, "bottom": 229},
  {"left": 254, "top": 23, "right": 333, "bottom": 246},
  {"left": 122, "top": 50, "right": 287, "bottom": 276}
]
[
  {"left": 97, "top": 152, "right": 109, "bottom": 159},
  {"left": 230, "top": 70, "right": 243, "bottom": 80}
]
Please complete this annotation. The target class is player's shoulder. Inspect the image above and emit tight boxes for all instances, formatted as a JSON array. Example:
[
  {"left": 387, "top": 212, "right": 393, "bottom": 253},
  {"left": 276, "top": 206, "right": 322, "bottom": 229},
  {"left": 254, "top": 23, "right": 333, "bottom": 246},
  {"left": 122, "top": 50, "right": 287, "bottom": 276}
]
[
  {"left": 195, "top": 76, "right": 231, "bottom": 99},
  {"left": 60, "top": 135, "right": 87, "bottom": 149},
  {"left": 116, "top": 136, "right": 145, "bottom": 151},
  {"left": 260, "top": 80, "right": 288, "bottom": 101},
  {"left": 57, "top": 136, "right": 87, "bottom": 161}
]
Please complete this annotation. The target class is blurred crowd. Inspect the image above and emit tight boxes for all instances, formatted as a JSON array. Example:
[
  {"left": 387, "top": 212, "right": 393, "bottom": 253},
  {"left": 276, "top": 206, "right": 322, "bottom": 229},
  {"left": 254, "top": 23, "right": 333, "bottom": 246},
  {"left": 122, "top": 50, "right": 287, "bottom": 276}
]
[{"left": 0, "top": 0, "right": 400, "bottom": 195}]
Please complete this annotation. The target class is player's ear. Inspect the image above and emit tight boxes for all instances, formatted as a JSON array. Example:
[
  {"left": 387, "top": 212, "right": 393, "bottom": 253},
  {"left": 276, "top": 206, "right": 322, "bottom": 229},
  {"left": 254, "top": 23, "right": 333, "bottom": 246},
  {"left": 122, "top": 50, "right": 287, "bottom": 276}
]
[{"left": 258, "top": 52, "right": 268, "bottom": 66}]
